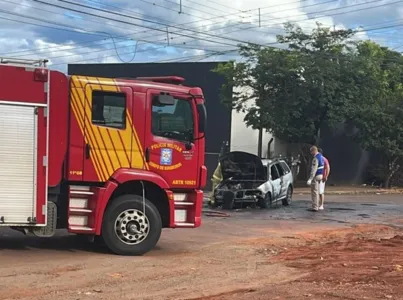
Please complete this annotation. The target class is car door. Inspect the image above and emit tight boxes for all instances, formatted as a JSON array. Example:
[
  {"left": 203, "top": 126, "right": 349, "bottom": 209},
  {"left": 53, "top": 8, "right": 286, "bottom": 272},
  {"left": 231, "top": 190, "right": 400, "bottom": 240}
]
[
  {"left": 280, "top": 161, "right": 293, "bottom": 188},
  {"left": 269, "top": 164, "right": 282, "bottom": 200},
  {"left": 275, "top": 162, "right": 288, "bottom": 198}
]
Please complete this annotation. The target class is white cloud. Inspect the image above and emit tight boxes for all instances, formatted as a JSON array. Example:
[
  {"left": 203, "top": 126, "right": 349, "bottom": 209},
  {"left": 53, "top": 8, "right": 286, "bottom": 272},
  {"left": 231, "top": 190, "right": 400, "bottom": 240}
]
[{"left": 0, "top": 0, "right": 401, "bottom": 71}]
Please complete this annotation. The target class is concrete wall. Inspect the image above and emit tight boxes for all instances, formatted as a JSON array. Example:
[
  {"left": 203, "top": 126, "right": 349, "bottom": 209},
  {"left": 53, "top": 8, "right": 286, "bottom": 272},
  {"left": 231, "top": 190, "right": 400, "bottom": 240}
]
[
  {"left": 229, "top": 87, "right": 275, "bottom": 158},
  {"left": 319, "top": 123, "right": 371, "bottom": 185},
  {"left": 230, "top": 105, "right": 274, "bottom": 158},
  {"left": 269, "top": 124, "right": 373, "bottom": 184}
]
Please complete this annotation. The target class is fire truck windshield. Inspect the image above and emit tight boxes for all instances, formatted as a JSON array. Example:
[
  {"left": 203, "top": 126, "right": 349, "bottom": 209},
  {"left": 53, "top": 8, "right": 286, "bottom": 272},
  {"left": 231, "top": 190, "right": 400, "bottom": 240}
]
[{"left": 152, "top": 97, "right": 194, "bottom": 142}]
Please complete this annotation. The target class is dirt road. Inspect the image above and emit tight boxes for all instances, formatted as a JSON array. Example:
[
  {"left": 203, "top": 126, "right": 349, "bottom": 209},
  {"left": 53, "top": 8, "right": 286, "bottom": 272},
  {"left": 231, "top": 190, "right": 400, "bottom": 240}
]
[{"left": 1, "top": 195, "right": 403, "bottom": 300}]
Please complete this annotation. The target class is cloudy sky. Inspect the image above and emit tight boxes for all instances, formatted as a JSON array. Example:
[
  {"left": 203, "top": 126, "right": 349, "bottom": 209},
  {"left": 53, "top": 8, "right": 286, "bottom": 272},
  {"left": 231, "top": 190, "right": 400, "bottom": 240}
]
[{"left": 1, "top": 0, "right": 403, "bottom": 72}]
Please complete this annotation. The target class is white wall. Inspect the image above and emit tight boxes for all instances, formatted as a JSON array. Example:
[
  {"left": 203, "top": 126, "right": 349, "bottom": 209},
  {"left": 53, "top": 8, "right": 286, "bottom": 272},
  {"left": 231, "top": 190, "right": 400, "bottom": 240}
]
[{"left": 229, "top": 86, "right": 275, "bottom": 158}]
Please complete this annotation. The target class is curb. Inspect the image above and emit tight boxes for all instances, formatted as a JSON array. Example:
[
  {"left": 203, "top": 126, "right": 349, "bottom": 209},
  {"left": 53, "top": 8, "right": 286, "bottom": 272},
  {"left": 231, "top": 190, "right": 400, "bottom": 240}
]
[{"left": 294, "top": 191, "right": 403, "bottom": 195}]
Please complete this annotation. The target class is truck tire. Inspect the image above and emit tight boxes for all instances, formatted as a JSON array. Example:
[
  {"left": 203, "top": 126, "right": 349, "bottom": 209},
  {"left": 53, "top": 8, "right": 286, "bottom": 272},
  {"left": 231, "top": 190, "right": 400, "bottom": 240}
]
[{"left": 101, "top": 194, "right": 162, "bottom": 256}]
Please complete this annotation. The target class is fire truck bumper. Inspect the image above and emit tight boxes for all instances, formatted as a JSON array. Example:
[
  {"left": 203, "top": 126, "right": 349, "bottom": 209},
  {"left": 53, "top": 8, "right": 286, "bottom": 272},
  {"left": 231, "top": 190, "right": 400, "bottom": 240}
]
[{"left": 169, "top": 189, "right": 203, "bottom": 228}]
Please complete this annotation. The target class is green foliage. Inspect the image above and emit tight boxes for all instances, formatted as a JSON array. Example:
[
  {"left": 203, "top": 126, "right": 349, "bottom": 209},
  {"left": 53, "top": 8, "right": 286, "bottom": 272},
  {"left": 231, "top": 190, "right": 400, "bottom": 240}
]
[
  {"left": 213, "top": 22, "right": 403, "bottom": 187},
  {"left": 213, "top": 22, "right": 357, "bottom": 144},
  {"left": 347, "top": 41, "right": 403, "bottom": 186}
]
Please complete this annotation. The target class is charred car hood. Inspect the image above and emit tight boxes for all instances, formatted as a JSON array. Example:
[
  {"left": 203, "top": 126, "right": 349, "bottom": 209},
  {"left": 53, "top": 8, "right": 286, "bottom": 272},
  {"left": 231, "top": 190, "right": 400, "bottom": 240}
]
[{"left": 219, "top": 151, "right": 266, "bottom": 181}]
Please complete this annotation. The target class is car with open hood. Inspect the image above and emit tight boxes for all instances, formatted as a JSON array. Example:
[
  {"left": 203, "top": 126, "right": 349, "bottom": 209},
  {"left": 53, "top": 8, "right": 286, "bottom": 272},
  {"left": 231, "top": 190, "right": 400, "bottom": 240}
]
[{"left": 212, "top": 151, "right": 294, "bottom": 209}]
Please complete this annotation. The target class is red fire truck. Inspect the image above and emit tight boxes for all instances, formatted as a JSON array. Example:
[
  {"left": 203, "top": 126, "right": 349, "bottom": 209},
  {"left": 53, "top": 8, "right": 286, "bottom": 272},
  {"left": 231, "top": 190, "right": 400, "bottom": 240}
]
[{"left": 0, "top": 58, "right": 207, "bottom": 255}]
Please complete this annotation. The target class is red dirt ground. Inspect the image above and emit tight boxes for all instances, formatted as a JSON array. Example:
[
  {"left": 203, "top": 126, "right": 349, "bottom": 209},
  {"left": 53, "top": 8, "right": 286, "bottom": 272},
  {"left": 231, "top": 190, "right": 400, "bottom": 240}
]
[
  {"left": 0, "top": 221, "right": 402, "bottom": 299},
  {"left": 195, "top": 225, "right": 403, "bottom": 300}
]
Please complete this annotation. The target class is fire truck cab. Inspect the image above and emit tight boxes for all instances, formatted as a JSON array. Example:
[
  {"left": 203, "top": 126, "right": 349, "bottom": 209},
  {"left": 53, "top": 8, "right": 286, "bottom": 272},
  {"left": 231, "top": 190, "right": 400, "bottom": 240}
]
[{"left": 0, "top": 58, "right": 207, "bottom": 255}]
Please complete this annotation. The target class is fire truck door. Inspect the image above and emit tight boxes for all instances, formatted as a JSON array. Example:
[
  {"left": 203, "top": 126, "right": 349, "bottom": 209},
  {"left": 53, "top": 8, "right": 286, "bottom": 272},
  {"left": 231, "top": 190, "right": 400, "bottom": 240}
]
[
  {"left": 144, "top": 90, "right": 198, "bottom": 188},
  {"left": 81, "top": 83, "right": 136, "bottom": 182}
]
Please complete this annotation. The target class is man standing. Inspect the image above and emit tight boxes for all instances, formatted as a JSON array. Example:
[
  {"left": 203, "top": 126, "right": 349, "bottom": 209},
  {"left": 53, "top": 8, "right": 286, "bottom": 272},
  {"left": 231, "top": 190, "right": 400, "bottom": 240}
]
[
  {"left": 318, "top": 148, "right": 330, "bottom": 210},
  {"left": 307, "top": 146, "right": 325, "bottom": 211}
]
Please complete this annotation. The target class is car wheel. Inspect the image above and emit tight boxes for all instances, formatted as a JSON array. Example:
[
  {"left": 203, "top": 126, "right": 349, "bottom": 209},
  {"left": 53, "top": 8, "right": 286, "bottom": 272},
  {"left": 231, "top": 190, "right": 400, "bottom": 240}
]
[
  {"left": 258, "top": 193, "right": 271, "bottom": 209},
  {"left": 222, "top": 191, "right": 235, "bottom": 210},
  {"left": 101, "top": 194, "right": 162, "bottom": 256},
  {"left": 282, "top": 186, "right": 293, "bottom": 206}
]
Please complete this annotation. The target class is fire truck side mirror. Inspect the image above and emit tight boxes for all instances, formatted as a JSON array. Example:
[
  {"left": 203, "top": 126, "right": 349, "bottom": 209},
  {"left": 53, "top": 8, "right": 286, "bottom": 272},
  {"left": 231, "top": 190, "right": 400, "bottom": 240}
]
[
  {"left": 156, "top": 94, "right": 175, "bottom": 105},
  {"left": 197, "top": 103, "right": 207, "bottom": 134}
]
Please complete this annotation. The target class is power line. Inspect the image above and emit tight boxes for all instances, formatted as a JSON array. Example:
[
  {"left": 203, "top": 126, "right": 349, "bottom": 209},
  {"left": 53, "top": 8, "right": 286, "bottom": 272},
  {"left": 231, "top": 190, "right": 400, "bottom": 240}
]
[
  {"left": 3, "top": 1, "right": 400, "bottom": 65},
  {"left": 0, "top": 14, "right": 233, "bottom": 62},
  {"left": 4, "top": 0, "right": 347, "bottom": 60},
  {"left": 137, "top": 0, "right": 317, "bottom": 21},
  {"left": 51, "top": 30, "right": 403, "bottom": 68},
  {"left": 34, "top": 0, "right": 263, "bottom": 46},
  {"left": 52, "top": 48, "right": 236, "bottom": 66},
  {"left": 137, "top": 0, "right": 206, "bottom": 20},
  {"left": 2, "top": 0, "right": 342, "bottom": 58},
  {"left": 81, "top": 0, "right": 208, "bottom": 25},
  {"left": 56, "top": 0, "right": 344, "bottom": 44},
  {"left": 51, "top": 24, "right": 403, "bottom": 67},
  {"left": 0, "top": 13, "right": 105, "bottom": 38},
  {"left": 47, "top": 41, "right": 212, "bottom": 62},
  {"left": 48, "top": 0, "right": 300, "bottom": 29},
  {"left": 153, "top": 0, "right": 391, "bottom": 44},
  {"left": 3, "top": 0, "right": 403, "bottom": 64},
  {"left": 260, "top": 0, "right": 401, "bottom": 27},
  {"left": 59, "top": 42, "right": 403, "bottom": 66},
  {"left": 2, "top": 0, "right": 313, "bottom": 57},
  {"left": 0, "top": 6, "right": 334, "bottom": 62},
  {"left": 200, "top": 0, "right": 247, "bottom": 13},
  {"left": 154, "top": 0, "right": 403, "bottom": 53},
  {"left": 0, "top": 13, "right": 237, "bottom": 62},
  {"left": 55, "top": 0, "right": 395, "bottom": 51},
  {"left": 134, "top": 0, "right": 386, "bottom": 41},
  {"left": 49, "top": 38, "right": 230, "bottom": 61},
  {"left": 0, "top": 8, "right": 240, "bottom": 48},
  {"left": 152, "top": 44, "right": 403, "bottom": 65},
  {"left": 1, "top": 0, "right": 130, "bottom": 32},
  {"left": 163, "top": 0, "right": 228, "bottom": 16},
  {"left": 0, "top": 14, "right": 239, "bottom": 67},
  {"left": 181, "top": 0, "right": 403, "bottom": 48}
]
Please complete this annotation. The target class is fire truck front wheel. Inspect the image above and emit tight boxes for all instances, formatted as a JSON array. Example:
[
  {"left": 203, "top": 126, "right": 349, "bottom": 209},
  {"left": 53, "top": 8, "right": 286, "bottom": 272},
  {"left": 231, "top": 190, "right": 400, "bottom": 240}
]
[{"left": 101, "top": 194, "right": 162, "bottom": 256}]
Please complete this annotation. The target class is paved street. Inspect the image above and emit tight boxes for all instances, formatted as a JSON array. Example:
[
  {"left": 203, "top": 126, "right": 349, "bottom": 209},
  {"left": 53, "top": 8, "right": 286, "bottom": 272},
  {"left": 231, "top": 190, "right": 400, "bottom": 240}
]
[{"left": 218, "top": 194, "right": 403, "bottom": 226}]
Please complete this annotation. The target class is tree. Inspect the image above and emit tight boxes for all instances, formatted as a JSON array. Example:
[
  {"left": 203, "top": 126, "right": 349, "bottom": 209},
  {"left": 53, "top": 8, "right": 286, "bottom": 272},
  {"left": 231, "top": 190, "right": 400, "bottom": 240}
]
[
  {"left": 213, "top": 23, "right": 359, "bottom": 179},
  {"left": 213, "top": 22, "right": 403, "bottom": 186},
  {"left": 348, "top": 41, "right": 403, "bottom": 188},
  {"left": 213, "top": 23, "right": 357, "bottom": 147}
]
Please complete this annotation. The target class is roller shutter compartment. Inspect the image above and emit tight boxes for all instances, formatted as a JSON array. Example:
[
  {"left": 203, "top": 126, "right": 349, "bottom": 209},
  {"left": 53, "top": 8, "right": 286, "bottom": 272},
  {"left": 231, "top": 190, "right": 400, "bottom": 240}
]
[{"left": 0, "top": 104, "right": 37, "bottom": 224}]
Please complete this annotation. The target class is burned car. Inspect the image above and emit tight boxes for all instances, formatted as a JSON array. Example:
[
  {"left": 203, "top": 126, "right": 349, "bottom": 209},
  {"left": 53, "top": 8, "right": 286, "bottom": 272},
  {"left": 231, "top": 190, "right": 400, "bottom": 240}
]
[{"left": 212, "top": 151, "right": 294, "bottom": 209}]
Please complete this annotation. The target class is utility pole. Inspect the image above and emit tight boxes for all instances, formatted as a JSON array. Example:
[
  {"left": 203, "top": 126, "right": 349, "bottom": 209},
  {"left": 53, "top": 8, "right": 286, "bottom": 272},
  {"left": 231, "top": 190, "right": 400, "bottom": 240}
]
[
  {"left": 166, "top": 27, "right": 170, "bottom": 46},
  {"left": 258, "top": 112, "right": 263, "bottom": 157},
  {"left": 258, "top": 8, "right": 261, "bottom": 27},
  {"left": 258, "top": 127, "right": 263, "bottom": 157},
  {"left": 179, "top": 0, "right": 182, "bottom": 14}
]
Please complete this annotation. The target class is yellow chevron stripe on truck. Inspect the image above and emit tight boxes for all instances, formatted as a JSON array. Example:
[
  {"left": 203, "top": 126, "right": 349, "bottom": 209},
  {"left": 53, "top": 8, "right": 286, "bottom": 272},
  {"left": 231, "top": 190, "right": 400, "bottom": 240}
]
[{"left": 70, "top": 75, "right": 148, "bottom": 181}]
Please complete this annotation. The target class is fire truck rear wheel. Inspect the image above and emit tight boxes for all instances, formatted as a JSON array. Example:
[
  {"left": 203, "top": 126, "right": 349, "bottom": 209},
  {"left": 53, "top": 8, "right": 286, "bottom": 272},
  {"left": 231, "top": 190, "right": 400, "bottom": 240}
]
[{"left": 101, "top": 194, "right": 162, "bottom": 256}]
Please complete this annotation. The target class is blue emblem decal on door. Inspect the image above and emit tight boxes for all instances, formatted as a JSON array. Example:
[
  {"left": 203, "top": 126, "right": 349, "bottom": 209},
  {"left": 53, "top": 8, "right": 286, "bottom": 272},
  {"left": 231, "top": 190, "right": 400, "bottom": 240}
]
[{"left": 160, "top": 148, "right": 173, "bottom": 165}]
